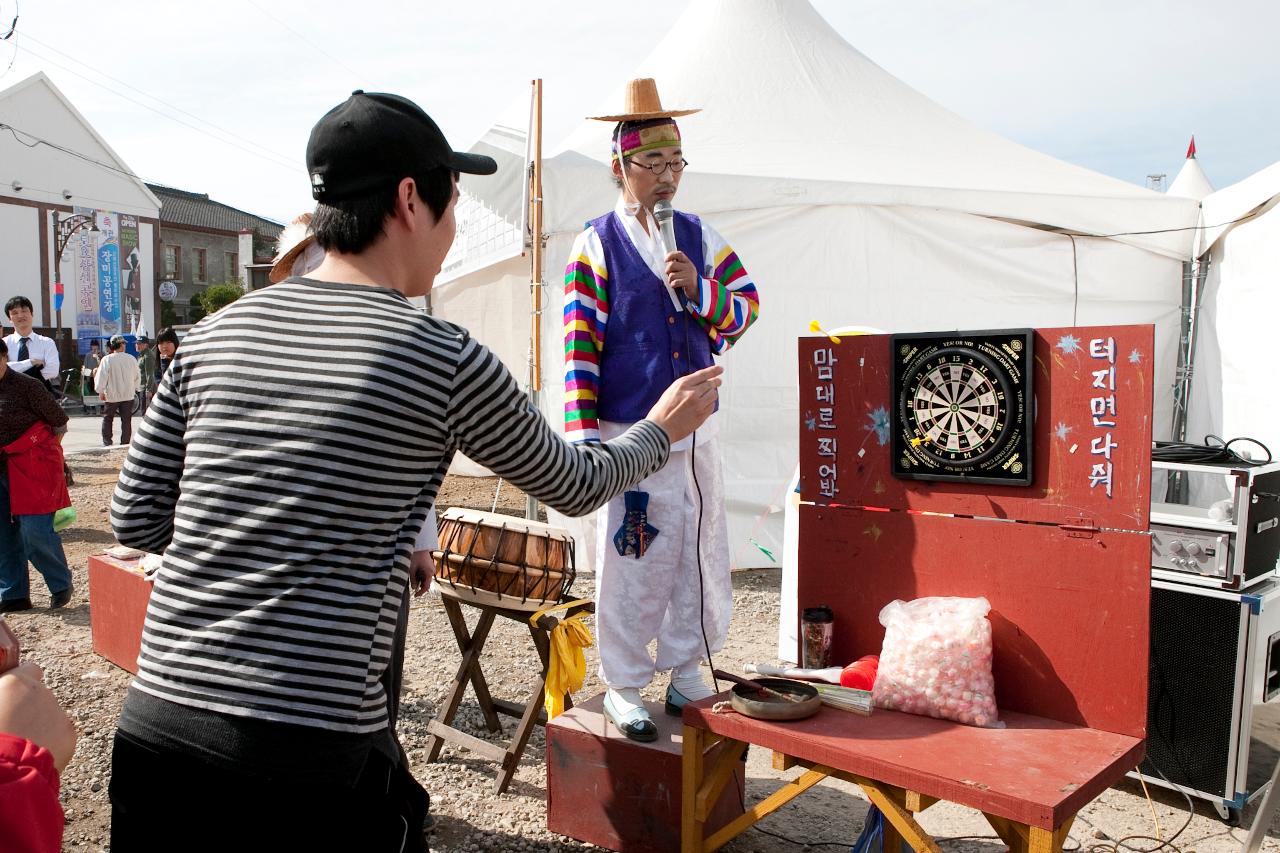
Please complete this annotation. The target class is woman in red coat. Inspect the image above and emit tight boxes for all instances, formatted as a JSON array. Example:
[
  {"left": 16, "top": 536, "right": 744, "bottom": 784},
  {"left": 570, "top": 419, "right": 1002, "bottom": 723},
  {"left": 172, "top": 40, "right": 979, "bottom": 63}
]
[
  {"left": 0, "top": 661, "right": 77, "bottom": 853},
  {"left": 0, "top": 338, "right": 72, "bottom": 613}
]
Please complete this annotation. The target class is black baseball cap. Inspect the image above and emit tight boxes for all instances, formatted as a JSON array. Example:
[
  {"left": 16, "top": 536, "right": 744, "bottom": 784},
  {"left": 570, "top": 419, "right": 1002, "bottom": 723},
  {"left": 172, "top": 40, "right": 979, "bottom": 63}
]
[{"left": 306, "top": 90, "right": 497, "bottom": 202}]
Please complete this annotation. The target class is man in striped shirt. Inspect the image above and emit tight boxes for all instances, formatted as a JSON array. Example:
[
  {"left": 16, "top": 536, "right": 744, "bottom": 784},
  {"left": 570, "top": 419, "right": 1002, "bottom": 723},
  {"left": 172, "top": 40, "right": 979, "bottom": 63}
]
[
  {"left": 563, "top": 80, "right": 760, "bottom": 742},
  {"left": 108, "top": 90, "right": 722, "bottom": 852}
]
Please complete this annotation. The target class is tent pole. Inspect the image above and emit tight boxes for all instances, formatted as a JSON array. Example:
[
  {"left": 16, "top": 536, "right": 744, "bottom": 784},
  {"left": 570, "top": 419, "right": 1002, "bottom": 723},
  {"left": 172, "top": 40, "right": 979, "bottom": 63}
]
[
  {"left": 527, "top": 78, "right": 545, "bottom": 522},
  {"left": 1166, "top": 253, "right": 1210, "bottom": 503}
]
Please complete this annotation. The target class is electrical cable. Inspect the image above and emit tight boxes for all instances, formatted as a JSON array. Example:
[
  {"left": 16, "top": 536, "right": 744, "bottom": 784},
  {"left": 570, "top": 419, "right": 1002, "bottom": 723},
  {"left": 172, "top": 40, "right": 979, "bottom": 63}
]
[
  {"left": 1067, "top": 207, "right": 1269, "bottom": 240},
  {"left": 243, "top": 0, "right": 367, "bottom": 83},
  {"left": 0, "top": 122, "right": 148, "bottom": 181},
  {"left": 0, "top": 0, "right": 15, "bottom": 39},
  {"left": 1152, "top": 434, "right": 1272, "bottom": 466},
  {"left": 0, "top": 0, "right": 16, "bottom": 81},
  {"left": 673, "top": 241, "right": 835, "bottom": 848}
]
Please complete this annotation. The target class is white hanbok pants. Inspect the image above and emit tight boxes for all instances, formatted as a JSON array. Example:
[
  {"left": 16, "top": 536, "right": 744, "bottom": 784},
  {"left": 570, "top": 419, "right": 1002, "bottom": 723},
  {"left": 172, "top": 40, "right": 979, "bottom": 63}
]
[{"left": 594, "top": 430, "right": 732, "bottom": 690}]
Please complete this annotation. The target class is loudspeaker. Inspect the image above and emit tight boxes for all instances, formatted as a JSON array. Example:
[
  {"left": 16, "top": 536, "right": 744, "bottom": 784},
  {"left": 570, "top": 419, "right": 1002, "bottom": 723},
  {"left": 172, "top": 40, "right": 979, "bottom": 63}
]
[{"left": 1138, "top": 579, "right": 1280, "bottom": 820}]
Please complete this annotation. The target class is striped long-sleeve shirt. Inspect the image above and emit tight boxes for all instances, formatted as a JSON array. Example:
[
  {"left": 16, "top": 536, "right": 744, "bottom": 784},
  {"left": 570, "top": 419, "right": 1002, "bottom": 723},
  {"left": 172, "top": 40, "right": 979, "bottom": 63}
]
[
  {"left": 563, "top": 204, "right": 759, "bottom": 443},
  {"left": 111, "top": 278, "right": 669, "bottom": 735}
]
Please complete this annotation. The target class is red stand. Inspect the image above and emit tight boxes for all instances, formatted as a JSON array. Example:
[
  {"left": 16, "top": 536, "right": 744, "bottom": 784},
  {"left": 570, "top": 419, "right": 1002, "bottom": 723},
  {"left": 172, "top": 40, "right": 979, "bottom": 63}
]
[
  {"left": 682, "top": 326, "right": 1155, "bottom": 852},
  {"left": 87, "top": 553, "right": 151, "bottom": 674},
  {"left": 547, "top": 693, "right": 743, "bottom": 852}
]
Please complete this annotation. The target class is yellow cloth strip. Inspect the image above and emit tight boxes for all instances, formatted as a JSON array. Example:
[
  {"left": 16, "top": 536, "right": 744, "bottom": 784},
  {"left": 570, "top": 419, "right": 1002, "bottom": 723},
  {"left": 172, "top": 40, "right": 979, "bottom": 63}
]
[{"left": 530, "top": 599, "right": 595, "bottom": 720}]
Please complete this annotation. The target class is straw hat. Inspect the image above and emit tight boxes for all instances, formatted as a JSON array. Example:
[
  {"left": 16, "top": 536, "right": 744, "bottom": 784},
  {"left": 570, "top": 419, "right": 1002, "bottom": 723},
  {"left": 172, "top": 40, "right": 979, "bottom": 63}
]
[
  {"left": 270, "top": 213, "right": 315, "bottom": 283},
  {"left": 588, "top": 78, "right": 701, "bottom": 122}
]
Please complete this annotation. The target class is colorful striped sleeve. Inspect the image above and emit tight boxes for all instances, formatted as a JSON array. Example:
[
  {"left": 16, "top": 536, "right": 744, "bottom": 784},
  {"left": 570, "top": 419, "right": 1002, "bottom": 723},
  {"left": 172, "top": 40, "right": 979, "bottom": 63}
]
[
  {"left": 563, "top": 227, "right": 610, "bottom": 444},
  {"left": 689, "top": 222, "right": 760, "bottom": 354}
]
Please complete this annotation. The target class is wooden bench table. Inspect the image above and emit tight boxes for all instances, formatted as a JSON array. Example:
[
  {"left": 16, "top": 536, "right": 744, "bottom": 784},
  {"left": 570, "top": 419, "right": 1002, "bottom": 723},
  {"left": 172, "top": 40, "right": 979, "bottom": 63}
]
[{"left": 681, "top": 702, "right": 1143, "bottom": 853}]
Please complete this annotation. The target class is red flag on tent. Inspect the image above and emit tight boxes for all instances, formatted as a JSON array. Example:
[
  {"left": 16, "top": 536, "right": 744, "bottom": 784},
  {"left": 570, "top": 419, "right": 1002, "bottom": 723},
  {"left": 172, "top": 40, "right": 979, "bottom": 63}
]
[{"left": 1186, "top": 136, "right": 1197, "bottom": 159}]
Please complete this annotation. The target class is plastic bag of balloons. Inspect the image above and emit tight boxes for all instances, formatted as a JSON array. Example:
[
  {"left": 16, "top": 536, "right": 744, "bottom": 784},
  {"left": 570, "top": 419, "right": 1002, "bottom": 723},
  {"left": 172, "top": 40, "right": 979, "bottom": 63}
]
[{"left": 871, "top": 596, "right": 1002, "bottom": 728}]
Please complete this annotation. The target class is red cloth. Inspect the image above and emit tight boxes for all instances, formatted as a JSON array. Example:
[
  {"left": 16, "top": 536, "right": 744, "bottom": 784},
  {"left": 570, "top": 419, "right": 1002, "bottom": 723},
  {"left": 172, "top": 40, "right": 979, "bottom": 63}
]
[
  {"left": 0, "top": 733, "right": 64, "bottom": 853},
  {"left": 2, "top": 422, "right": 69, "bottom": 516}
]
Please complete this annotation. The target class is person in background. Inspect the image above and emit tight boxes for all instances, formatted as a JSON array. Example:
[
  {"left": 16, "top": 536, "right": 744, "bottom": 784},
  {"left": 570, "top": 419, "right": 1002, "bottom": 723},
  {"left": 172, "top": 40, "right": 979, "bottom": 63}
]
[
  {"left": 135, "top": 335, "right": 158, "bottom": 412},
  {"left": 3, "top": 297, "right": 59, "bottom": 394},
  {"left": 0, "top": 338, "right": 73, "bottom": 613},
  {"left": 0, "top": 661, "right": 78, "bottom": 853},
  {"left": 95, "top": 335, "right": 140, "bottom": 447},
  {"left": 155, "top": 328, "right": 179, "bottom": 379},
  {"left": 81, "top": 339, "right": 102, "bottom": 406}
]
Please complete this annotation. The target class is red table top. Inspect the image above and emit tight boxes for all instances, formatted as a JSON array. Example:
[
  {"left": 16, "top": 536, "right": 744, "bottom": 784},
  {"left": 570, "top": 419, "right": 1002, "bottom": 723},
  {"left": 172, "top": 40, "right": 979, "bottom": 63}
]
[{"left": 684, "top": 700, "right": 1143, "bottom": 829}]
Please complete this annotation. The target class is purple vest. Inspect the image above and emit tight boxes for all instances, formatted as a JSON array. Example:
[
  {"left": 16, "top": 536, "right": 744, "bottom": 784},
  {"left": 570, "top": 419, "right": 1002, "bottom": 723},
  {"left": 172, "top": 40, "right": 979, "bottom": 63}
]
[{"left": 592, "top": 210, "right": 715, "bottom": 423}]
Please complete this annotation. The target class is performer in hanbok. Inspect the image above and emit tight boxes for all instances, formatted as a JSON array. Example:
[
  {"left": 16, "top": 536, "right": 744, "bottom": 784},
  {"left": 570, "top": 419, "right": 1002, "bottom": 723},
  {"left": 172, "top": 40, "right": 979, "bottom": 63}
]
[{"left": 563, "top": 79, "right": 761, "bottom": 741}]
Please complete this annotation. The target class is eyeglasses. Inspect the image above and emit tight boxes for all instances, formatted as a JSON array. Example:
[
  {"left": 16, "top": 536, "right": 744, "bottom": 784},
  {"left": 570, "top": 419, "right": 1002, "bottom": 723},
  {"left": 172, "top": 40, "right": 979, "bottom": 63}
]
[{"left": 627, "top": 158, "right": 688, "bottom": 175}]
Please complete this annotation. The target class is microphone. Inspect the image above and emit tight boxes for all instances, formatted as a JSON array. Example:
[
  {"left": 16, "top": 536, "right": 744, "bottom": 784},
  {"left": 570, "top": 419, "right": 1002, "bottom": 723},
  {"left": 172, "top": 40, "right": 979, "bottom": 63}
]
[{"left": 653, "top": 200, "right": 677, "bottom": 258}]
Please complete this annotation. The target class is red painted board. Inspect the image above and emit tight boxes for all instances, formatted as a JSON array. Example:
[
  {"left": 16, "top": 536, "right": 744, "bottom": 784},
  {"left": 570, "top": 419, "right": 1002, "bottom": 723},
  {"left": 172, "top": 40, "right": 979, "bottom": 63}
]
[
  {"left": 798, "top": 325, "right": 1153, "bottom": 529},
  {"left": 683, "top": 700, "right": 1143, "bottom": 830},
  {"left": 796, "top": 506, "right": 1150, "bottom": 739},
  {"left": 547, "top": 693, "right": 742, "bottom": 852},
  {"left": 87, "top": 554, "right": 152, "bottom": 674}
]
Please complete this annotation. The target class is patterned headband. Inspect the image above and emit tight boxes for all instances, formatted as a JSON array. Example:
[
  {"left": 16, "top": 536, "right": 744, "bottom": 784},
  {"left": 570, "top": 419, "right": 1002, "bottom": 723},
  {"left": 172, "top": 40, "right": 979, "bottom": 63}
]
[{"left": 613, "top": 118, "right": 681, "bottom": 161}]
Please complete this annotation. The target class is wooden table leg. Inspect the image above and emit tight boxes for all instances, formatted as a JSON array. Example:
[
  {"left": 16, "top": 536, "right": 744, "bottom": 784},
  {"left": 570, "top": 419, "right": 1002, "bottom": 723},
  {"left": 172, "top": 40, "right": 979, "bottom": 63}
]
[
  {"left": 984, "top": 813, "right": 1030, "bottom": 853},
  {"left": 858, "top": 779, "right": 942, "bottom": 853},
  {"left": 491, "top": 622, "right": 554, "bottom": 794},
  {"left": 426, "top": 603, "right": 499, "bottom": 763},
  {"left": 1028, "top": 816, "right": 1075, "bottom": 853},
  {"left": 441, "top": 597, "right": 502, "bottom": 732},
  {"left": 683, "top": 725, "right": 708, "bottom": 852}
]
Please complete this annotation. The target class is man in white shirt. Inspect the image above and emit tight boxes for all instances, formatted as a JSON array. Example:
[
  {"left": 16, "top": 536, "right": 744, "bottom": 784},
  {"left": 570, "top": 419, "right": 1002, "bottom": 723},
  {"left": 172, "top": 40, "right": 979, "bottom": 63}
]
[
  {"left": 3, "top": 297, "right": 59, "bottom": 394},
  {"left": 95, "top": 335, "right": 140, "bottom": 446}
]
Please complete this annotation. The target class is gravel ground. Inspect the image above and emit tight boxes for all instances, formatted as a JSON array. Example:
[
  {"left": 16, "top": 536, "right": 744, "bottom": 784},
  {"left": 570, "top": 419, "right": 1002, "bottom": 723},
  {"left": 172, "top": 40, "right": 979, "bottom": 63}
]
[{"left": 12, "top": 450, "right": 1280, "bottom": 852}]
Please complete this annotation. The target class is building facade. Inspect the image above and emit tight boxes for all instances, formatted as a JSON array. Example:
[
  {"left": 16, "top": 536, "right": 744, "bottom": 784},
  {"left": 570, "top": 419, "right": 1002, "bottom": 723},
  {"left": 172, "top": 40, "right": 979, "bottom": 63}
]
[
  {"left": 146, "top": 184, "right": 282, "bottom": 325},
  {"left": 0, "top": 72, "right": 161, "bottom": 356}
]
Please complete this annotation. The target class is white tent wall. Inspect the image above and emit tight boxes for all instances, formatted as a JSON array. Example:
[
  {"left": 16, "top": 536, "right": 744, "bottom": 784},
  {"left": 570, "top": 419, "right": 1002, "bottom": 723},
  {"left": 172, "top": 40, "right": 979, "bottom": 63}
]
[
  {"left": 431, "top": 0, "right": 1194, "bottom": 573},
  {"left": 430, "top": 256, "right": 530, "bottom": 478},
  {"left": 522, "top": 204, "right": 1182, "bottom": 573},
  {"left": 1185, "top": 199, "right": 1280, "bottom": 479}
]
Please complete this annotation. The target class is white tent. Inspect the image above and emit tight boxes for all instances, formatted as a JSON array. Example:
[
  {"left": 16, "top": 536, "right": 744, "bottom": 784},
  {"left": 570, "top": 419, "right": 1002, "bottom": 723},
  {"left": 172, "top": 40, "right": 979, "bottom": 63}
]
[
  {"left": 1168, "top": 138, "right": 1215, "bottom": 201},
  {"left": 434, "top": 0, "right": 1199, "bottom": 573},
  {"left": 1183, "top": 161, "right": 1280, "bottom": 467}
]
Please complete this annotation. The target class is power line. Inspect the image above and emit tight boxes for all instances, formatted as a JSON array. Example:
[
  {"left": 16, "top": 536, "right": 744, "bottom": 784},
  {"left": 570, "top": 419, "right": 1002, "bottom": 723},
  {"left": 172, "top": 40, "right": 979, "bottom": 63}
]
[
  {"left": 0, "top": 0, "right": 15, "bottom": 39},
  {"left": 243, "top": 0, "right": 367, "bottom": 83},
  {"left": 16, "top": 39, "right": 303, "bottom": 174},
  {"left": 0, "top": 0, "right": 17, "bottom": 81},
  {"left": 1, "top": 121, "right": 147, "bottom": 181},
  {"left": 20, "top": 32, "right": 298, "bottom": 168}
]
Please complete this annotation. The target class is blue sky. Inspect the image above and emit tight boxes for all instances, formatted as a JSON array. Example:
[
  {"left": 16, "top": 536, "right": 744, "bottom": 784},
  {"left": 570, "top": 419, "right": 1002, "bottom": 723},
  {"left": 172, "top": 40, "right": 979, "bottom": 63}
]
[{"left": 1, "top": 0, "right": 1274, "bottom": 222}]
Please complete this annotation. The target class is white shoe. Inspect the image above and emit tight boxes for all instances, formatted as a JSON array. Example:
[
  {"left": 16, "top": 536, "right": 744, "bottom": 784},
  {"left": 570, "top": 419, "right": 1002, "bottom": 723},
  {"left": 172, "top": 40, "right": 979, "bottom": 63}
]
[
  {"left": 603, "top": 688, "right": 657, "bottom": 743},
  {"left": 666, "top": 671, "right": 715, "bottom": 715}
]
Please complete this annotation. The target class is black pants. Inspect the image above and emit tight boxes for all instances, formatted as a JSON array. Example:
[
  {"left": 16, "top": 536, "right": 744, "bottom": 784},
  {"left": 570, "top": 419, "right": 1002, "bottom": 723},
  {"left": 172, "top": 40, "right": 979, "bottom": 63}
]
[
  {"left": 110, "top": 731, "right": 430, "bottom": 852},
  {"left": 101, "top": 400, "right": 133, "bottom": 445}
]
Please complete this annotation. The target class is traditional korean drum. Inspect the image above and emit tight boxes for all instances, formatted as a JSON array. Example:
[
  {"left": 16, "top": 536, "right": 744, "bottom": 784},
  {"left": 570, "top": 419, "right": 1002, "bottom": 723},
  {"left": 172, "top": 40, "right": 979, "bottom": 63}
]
[{"left": 430, "top": 508, "right": 575, "bottom": 612}]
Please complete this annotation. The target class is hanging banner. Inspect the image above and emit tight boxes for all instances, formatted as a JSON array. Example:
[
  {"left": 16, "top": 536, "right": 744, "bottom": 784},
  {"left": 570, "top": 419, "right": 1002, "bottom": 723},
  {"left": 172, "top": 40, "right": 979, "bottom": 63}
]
[
  {"left": 74, "top": 205, "right": 99, "bottom": 351},
  {"left": 119, "top": 215, "right": 141, "bottom": 334},
  {"left": 96, "top": 211, "right": 121, "bottom": 338}
]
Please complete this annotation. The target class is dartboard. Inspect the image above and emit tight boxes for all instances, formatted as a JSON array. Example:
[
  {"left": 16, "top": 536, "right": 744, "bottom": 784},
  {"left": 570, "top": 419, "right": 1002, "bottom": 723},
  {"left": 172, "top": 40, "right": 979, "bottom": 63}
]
[{"left": 891, "top": 330, "right": 1034, "bottom": 486}]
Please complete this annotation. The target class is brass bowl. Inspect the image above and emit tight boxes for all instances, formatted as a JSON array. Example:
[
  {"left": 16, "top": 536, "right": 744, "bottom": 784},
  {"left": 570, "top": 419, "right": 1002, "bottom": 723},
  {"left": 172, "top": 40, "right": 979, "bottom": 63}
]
[{"left": 729, "top": 677, "right": 821, "bottom": 721}]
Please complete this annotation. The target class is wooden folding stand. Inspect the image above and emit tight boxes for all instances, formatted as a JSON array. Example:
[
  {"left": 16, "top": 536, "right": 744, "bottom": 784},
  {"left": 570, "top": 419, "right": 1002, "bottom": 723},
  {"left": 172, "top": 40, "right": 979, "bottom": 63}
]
[{"left": 424, "top": 594, "right": 592, "bottom": 794}]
